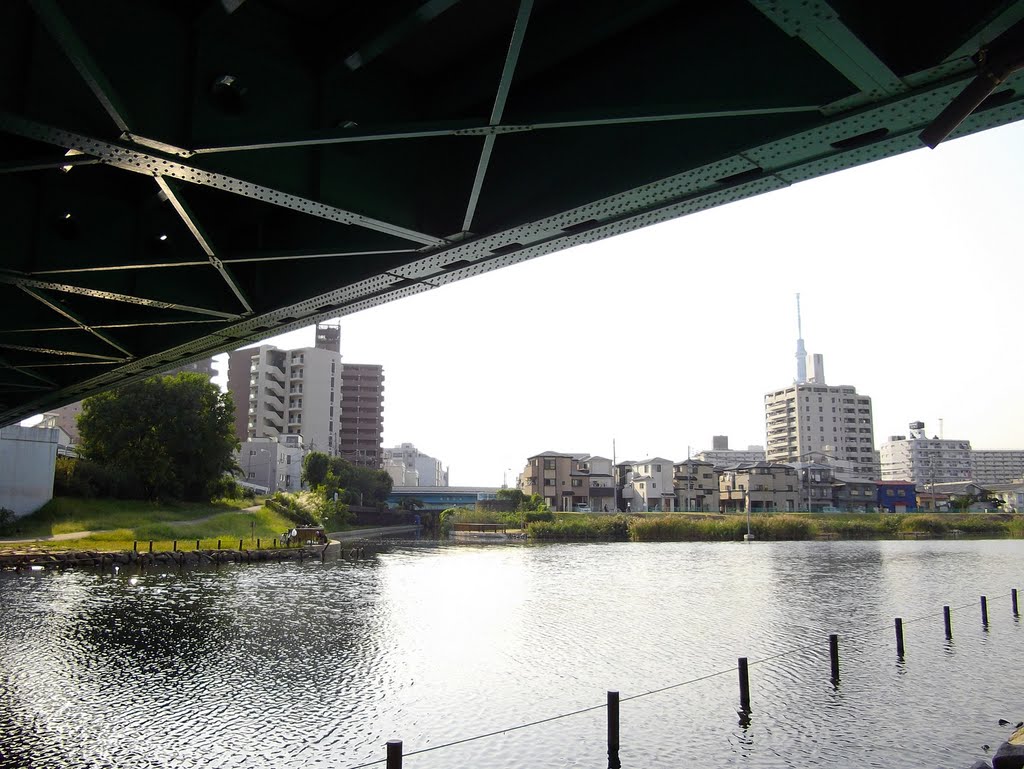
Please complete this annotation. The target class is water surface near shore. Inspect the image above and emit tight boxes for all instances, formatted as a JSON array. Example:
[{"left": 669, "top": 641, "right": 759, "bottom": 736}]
[{"left": 1, "top": 539, "right": 1021, "bottom": 768}]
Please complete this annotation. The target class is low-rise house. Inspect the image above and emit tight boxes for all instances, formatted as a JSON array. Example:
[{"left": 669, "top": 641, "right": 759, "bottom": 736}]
[
  {"left": 616, "top": 458, "right": 676, "bottom": 512},
  {"left": 719, "top": 462, "right": 799, "bottom": 513},
  {"left": 673, "top": 459, "right": 719, "bottom": 512},
  {"left": 876, "top": 480, "right": 917, "bottom": 512},
  {"left": 833, "top": 473, "right": 877, "bottom": 512},
  {"left": 574, "top": 455, "right": 616, "bottom": 512},
  {"left": 788, "top": 461, "right": 837, "bottom": 512},
  {"left": 986, "top": 482, "right": 1024, "bottom": 513},
  {"left": 923, "top": 481, "right": 995, "bottom": 511}
]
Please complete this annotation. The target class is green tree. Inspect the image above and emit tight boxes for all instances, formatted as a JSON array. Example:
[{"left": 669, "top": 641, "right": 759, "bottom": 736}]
[
  {"left": 397, "top": 497, "right": 424, "bottom": 512},
  {"left": 299, "top": 451, "right": 394, "bottom": 508},
  {"left": 77, "top": 372, "right": 238, "bottom": 501},
  {"left": 496, "top": 488, "right": 526, "bottom": 509},
  {"left": 302, "top": 451, "right": 330, "bottom": 488}
]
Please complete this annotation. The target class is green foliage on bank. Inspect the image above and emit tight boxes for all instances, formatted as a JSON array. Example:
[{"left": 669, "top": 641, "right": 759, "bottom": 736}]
[
  {"left": 628, "top": 515, "right": 816, "bottom": 541},
  {"left": 528, "top": 515, "right": 630, "bottom": 540},
  {"left": 74, "top": 372, "right": 239, "bottom": 502},
  {"left": 623, "top": 512, "right": 1021, "bottom": 542},
  {"left": 301, "top": 452, "right": 392, "bottom": 509},
  {"left": 2, "top": 496, "right": 294, "bottom": 551},
  {"left": 440, "top": 504, "right": 553, "bottom": 532},
  {"left": 266, "top": 490, "right": 351, "bottom": 530}
]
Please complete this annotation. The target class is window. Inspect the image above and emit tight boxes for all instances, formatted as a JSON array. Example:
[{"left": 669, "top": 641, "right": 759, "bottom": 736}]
[
  {"left": 544, "top": 478, "right": 555, "bottom": 486},
  {"left": 544, "top": 459, "right": 556, "bottom": 470},
  {"left": 655, "top": 464, "right": 662, "bottom": 472},
  {"left": 572, "top": 479, "right": 582, "bottom": 487}
]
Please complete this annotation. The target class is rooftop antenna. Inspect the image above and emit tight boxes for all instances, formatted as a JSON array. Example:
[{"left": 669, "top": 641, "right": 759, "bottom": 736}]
[{"left": 795, "top": 293, "right": 807, "bottom": 384}]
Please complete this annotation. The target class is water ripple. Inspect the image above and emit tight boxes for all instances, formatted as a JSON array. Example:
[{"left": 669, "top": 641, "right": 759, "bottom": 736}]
[{"left": 1, "top": 540, "right": 1022, "bottom": 768}]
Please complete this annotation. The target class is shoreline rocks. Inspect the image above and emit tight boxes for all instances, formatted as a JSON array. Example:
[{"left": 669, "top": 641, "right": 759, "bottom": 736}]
[{"left": 0, "top": 544, "right": 330, "bottom": 572}]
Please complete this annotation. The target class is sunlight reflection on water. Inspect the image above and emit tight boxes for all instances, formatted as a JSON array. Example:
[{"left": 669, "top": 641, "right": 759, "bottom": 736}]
[{"left": 1, "top": 539, "right": 1022, "bottom": 769}]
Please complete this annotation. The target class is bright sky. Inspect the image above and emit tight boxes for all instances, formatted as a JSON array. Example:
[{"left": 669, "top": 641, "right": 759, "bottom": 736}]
[{"left": 217, "top": 120, "right": 1024, "bottom": 487}]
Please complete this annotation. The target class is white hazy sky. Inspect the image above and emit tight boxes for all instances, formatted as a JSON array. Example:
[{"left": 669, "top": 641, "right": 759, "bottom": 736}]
[{"left": 218, "top": 120, "right": 1024, "bottom": 487}]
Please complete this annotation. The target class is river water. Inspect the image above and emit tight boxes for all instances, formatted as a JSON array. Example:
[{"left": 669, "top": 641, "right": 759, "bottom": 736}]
[{"left": 1, "top": 539, "right": 1022, "bottom": 769}]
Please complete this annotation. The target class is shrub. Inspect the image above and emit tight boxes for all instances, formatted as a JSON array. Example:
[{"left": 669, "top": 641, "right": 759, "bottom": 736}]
[
  {"left": 53, "top": 456, "right": 139, "bottom": 499},
  {"left": 898, "top": 515, "right": 947, "bottom": 534},
  {"left": 750, "top": 515, "right": 817, "bottom": 540},
  {"left": 818, "top": 518, "right": 883, "bottom": 539},
  {"left": 0, "top": 507, "right": 16, "bottom": 536},
  {"left": 523, "top": 511, "right": 554, "bottom": 524},
  {"left": 266, "top": 491, "right": 319, "bottom": 526},
  {"left": 953, "top": 515, "right": 1007, "bottom": 535},
  {"left": 629, "top": 516, "right": 739, "bottom": 541},
  {"left": 528, "top": 514, "right": 629, "bottom": 540}
]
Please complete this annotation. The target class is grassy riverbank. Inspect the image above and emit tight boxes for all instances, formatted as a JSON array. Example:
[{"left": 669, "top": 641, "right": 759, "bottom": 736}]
[
  {"left": 524, "top": 512, "right": 1024, "bottom": 541},
  {"left": 0, "top": 497, "right": 298, "bottom": 552}
]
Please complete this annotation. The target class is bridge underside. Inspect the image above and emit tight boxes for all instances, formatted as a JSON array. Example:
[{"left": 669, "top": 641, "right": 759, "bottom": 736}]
[{"left": 2, "top": 0, "right": 1024, "bottom": 425}]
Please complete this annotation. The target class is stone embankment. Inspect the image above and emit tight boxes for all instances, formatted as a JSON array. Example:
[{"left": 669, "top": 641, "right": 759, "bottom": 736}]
[
  {"left": 967, "top": 722, "right": 1024, "bottom": 769},
  {"left": 0, "top": 544, "right": 330, "bottom": 571}
]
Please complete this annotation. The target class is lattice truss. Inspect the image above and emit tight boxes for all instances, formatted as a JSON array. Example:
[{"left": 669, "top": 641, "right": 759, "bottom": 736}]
[{"left": 1, "top": 0, "right": 1023, "bottom": 424}]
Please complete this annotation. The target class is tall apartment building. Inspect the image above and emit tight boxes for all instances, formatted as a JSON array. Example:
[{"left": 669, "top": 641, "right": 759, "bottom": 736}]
[
  {"left": 970, "top": 450, "right": 1024, "bottom": 485},
  {"left": 765, "top": 300, "right": 877, "bottom": 478},
  {"left": 383, "top": 442, "right": 449, "bottom": 487},
  {"left": 227, "top": 343, "right": 344, "bottom": 455},
  {"left": 339, "top": 363, "right": 385, "bottom": 468},
  {"left": 227, "top": 324, "right": 385, "bottom": 465},
  {"left": 764, "top": 380, "right": 877, "bottom": 477},
  {"left": 880, "top": 421, "right": 972, "bottom": 484}
]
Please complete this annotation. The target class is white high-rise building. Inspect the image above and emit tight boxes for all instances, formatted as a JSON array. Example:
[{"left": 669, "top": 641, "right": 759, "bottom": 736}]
[
  {"left": 228, "top": 343, "right": 344, "bottom": 456},
  {"left": 767, "top": 301, "right": 876, "bottom": 478},
  {"left": 970, "top": 450, "right": 1024, "bottom": 485},
  {"left": 765, "top": 379, "right": 877, "bottom": 478},
  {"left": 383, "top": 443, "right": 449, "bottom": 487},
  {"left": 880, "top": 421, "right": 972, "bottom": 484}
]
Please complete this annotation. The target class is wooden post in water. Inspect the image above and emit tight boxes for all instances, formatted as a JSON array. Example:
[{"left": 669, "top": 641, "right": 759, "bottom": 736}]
[
  {"left": 386, "top": 740, "right": 402, "bottom": 769},
  {"left": 217, "top": 539, "right": 221, "bottom": 550},
  {"left": 829, "top": 634, "right": 839, "bottom": 682},
  {"left": 273, "top": 538, "right": 277, "bottom": 548},
  {"left": 173, "top": 540, "right": 177, "bottom": 552},
  {"left": 895, "top": 618, "right": 905, "bottom": 657},
  {"left": 944, "top": 606, "right": 952, "bottom": 639},
  {"left": 1013, "top": 588, "right": 1019, "bottom": 617},
  {"left": 981, "top": 596, "right": 989, "bottom": 626},
  {"left": 239, "top": 538, "right": 243, "bottom": 551},
  {"left": 607, "top": 690, "right": 621, "bottom": 769},
  {"left": 195, "top": 539, "right": 200, "bottom": 551},
  {"left": 738, "top": 657, "right": 751, "bottom": 712},
  {"left": 148, "top": 541, "right": 153, "bottom": 553},
  {"left": 133, "top": 541, "right": 137, "bottom": 552}
]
